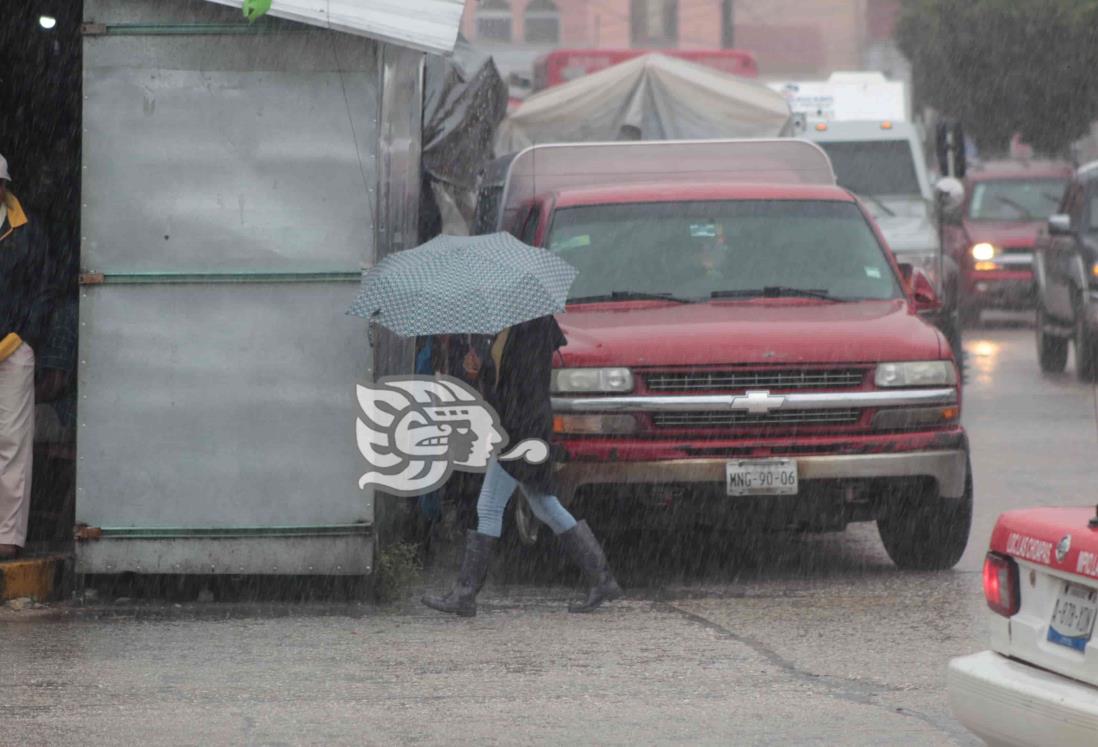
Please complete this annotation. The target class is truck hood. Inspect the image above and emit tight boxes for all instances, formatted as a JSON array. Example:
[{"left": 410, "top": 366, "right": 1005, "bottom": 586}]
[
  {"left": 962, "top": 220, "right": 1043, "bottom": 249},
  {"left": 558, "top": 299, "right": 943, "bottom": 367}
]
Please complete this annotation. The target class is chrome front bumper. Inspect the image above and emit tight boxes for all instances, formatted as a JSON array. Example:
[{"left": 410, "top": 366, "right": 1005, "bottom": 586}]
[
  {"left": 552, "top": 388, "right": 957, "bottom": 413},
  {"left": 554, "top": 449, "right": 968, "bottom": 503}
]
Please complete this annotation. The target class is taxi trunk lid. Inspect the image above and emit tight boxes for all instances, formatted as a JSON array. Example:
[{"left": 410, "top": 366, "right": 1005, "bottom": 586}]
[{"left": 990, "top": 507, "right": 1098, "bottom": 688}]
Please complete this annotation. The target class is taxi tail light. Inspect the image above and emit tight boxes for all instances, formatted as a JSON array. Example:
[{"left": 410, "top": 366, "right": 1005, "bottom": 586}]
[{"left": 983, "top": 552, "right": 1020, "bottom": 617}]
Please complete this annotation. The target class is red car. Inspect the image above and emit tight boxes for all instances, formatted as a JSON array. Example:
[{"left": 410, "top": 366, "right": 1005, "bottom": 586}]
[
  {"left": 950, "top": 506, "right": 1098, "bottom": 745},
  {"left": 477, "top": 140, "right": 972, "bottom": 570},
  {"left": 944, "top": 161, "right": 1072, "bottom": 325}
]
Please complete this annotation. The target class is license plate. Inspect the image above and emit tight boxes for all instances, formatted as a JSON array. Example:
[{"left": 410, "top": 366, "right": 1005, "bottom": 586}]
[
  {"left": 1047, "top": 582, "right": 1098, "bottom": 652},
  {"left": 726, "top": 459, "right": 798, "bottom": 496}
]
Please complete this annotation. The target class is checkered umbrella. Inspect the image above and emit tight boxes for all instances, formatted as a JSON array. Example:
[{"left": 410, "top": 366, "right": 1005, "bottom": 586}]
[{"left": 347, "top": 233, "right": 578, "bottom": 337}]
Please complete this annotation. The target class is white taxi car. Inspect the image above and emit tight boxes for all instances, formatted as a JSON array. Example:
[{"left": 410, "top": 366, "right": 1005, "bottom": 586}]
[{"left": 949, "top": 507, "right": 1098, "bottom": 745}]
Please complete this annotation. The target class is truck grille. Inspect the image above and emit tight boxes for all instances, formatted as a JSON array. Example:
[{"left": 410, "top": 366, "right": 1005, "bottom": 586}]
[
  {"left": 651, "top": 409, "right": 861, "bottom": 428},
  {"left": 644, "top": 368, "right": 866, "bottom": 393}
]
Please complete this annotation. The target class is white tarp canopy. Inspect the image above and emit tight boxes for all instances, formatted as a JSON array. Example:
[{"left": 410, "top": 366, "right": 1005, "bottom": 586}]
[
  {"left": 496, "top": 54, "right": 791, "bottom": 155},
  {"left": 206, "top": 0, "right": 464, "bottom": 54}
]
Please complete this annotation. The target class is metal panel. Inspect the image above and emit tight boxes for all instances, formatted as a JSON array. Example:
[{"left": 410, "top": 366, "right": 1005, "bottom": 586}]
[
  {"left": 372, "top": 44, "right": 424, "bottom": 380},
  {"left": 76, "top": 282, "right": 371, "bottom": 529},
  {"left": 82, "top": 28, "right": 378, "bottom": 273},
  {"left": 77, "top": 534, "right": 374, "bottom": 575},
  {"left": 203, "top": 0, "right": 464, "bottom": 55}
]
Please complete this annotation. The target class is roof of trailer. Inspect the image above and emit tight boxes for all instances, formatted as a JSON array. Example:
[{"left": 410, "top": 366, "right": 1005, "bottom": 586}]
[{"left": 204, "top": 0, "right": 463, "bottom": 55}]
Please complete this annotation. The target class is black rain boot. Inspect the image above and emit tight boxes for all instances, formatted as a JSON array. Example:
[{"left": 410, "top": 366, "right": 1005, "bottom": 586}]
[
  {"left": 558, "top": 520, "right": 622, "bottom": 613},
  {"left": 422, "top": 530, "right": 496, "bottom": 617}
]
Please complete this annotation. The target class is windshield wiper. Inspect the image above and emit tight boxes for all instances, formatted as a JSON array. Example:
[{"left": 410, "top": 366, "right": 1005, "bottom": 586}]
[
  {"left": 711, "top": 287, "right": 846, "bottom": 301},
  {"left": 859, "top": 194, "right": 896, "bottom": 217},
  {"left": 993, "top": 195, "right": 1031, "bottom": 218},
  {"left": 569, "top": 290, "right": 694, "bottom": 304}
]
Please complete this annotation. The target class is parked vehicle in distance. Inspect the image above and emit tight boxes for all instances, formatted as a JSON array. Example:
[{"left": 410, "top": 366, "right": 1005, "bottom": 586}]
[
  {"left": 949, "top": 506, "right": 1098, "bottom": 746},
  {"left": 476, "top": 140, "right": 972, "bottom": 570},
  {"left": 791, "top": 119, "right": 966, "bottom": 363},
  {"left": 531, "top": 48, "right": 758, "bottom": 91},
  {"left": 943, "top": 161, "right": 1071, "bottom": 326},
  {"left": 1033, "top": 160, "right": 1098, "bottom": 379}
]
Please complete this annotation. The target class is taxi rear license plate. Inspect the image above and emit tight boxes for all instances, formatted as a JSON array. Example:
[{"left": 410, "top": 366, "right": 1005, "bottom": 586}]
[
  {"left": 726, "top": 459, "right": 798, "bottom": 496},
  {"left": 1047, "top": 581, "right": 1098, "bottom": 652}
]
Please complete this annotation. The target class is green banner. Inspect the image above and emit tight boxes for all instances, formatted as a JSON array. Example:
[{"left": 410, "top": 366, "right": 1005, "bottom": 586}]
[{"left": 242, "top": 0, "right": 273, "bottom": 22}]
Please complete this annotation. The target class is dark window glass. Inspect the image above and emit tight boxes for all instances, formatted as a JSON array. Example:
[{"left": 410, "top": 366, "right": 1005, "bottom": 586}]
[
  {"left": 816, "top": 141, "right": 921, "bottom": 197},
  {"left": 546, "top": 200, "right": 901, "bottom": 302},
  {"left": 630, "top": 0, "right": 678, "bottom": 47},
  {"left": 524, "top": 0, "right": 560, "bottom": 43},
  {"left": 477, "top": 0, "right": 512, "bottom": 41}
]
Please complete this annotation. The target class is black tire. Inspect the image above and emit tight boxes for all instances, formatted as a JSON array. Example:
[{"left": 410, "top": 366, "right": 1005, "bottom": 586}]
[
  {"left": 1036, "top": 305, "right": 1069, "bottom": 373},
  {"left": 877, "top": 458, "right": 973, "bottom": 571},
  {"left": 1074, "top": 296, "right": 1098, "bottom": 382}
]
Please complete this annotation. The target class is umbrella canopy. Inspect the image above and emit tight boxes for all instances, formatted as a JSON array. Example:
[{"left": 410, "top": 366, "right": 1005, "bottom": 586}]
[{"left": 348, "top": 233, "right": 577, "bottom": 337}]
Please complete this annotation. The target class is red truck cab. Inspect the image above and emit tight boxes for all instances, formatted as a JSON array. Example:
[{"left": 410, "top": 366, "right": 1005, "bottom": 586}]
[
  {"left": 943, "top": 160, "right": 1072, "bottom": 325},
  {"left": 477, "top": 140, "right": 971, "bottom": 569}
]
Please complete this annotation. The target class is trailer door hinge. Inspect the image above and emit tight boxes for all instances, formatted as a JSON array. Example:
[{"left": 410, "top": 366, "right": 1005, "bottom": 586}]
[
  {"left": 79, "top": 272, "right": 105, "bottom": 286},
  {"left": 81, "top": 23, "right": 108, "bottom": 36}
]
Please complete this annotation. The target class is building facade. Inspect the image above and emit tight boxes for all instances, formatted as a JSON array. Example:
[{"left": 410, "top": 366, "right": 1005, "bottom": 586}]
[{"left": 462, "top": 0, "right": 905, "bottom": 83}]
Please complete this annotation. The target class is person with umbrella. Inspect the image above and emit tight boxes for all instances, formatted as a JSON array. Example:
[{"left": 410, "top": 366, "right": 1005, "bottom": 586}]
[{"left": 350, "top": 234, "right": 622, "bottom": 616}]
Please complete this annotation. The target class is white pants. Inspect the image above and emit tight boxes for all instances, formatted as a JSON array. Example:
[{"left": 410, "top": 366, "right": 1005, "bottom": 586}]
[{"left": 0, "top": 344, "right": 34, "bottom": 547}]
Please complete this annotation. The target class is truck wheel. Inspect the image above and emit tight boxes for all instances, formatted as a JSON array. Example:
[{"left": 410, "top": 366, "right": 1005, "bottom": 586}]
[
  {"left": 1036, "top": 306, "right": 1068, "bottom": 373},
  {"left": 1075, "top": 299, "right": 1098, "bottom": 382},
  {"left": 877, "top": 460, "right": 972, "bottom": 571}
]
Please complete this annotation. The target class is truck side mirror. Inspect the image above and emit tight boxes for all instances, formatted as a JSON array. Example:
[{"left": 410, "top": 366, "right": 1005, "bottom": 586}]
[
  {"left": 898, "top": 263, "right": 942, "bottom": 312},
  {"left": 1048, "top": 213, "right": 1072, "bottom": 236}
]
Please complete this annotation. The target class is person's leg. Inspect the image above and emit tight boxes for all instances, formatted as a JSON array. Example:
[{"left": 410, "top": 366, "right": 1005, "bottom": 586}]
[
  {"left": 422, "top": 461, "right": 515, "bottom": 617},
  {"left": 0, "top": 344, "right": 34, "bottom": 558},
  {"left": 474, "top": 460, "right": 519, "bottom": 538},
  {"left": 518, "top": 487, "right": 576, "bottom": 536},
  {"left": 521, "top": 485, "right": 621, "bottom": 613}
]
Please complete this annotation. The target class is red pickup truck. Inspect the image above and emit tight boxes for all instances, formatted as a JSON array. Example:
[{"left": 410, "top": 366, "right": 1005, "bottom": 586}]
[
  {"left": 943, "top": 160, "right": 1072, "bottom": 325},
  {"left": 476, "top": 140, "right": 971, "bottom": 569}
]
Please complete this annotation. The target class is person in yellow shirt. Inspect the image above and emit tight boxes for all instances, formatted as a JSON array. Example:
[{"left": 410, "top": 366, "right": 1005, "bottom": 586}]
[{"left": 0, "top": 154, "right": 56, "bottom": 559}]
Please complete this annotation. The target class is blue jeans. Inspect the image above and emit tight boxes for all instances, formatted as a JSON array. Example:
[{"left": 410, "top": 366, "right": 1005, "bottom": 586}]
[{"left": 476, "top": 460, "right": 577, "bottom": 538}]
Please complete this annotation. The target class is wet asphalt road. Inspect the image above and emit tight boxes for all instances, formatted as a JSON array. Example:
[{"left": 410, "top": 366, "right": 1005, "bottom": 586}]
[{"left": 5, "top": 315, "right": 1098, "bottom": 745}]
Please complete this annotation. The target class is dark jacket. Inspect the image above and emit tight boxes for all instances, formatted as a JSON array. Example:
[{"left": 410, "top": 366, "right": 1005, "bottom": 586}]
[
  {"left": 0, "top": 193, "right": 55, "bottom": 354},
  {"left": 478, "top": 315, "right": 567, "bottom": 493}
]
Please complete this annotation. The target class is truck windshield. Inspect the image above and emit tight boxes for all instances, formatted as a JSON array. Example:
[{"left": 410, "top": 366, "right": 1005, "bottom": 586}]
[
  {"left": 967, "top": 179, "right": 1067, "bottom": 222},
  {"left": 546, "top": 200, "right": 902, "bottom": 302},
  {"left": 816, "top": 141, "right": 922, "bottom": 197}
]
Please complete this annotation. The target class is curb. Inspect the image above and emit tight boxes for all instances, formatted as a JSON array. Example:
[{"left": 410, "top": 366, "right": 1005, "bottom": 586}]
[{"left": 0, "top": 554, "right": 67, "bottom": 603}]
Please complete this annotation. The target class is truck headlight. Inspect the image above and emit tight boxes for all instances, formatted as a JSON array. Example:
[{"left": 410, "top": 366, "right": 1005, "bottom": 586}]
[
  {"left": 551, "top": 368, "right": 634, "bottom": 393},
  {"left": 971, "top": 242, "right": 997, "bottom": 261},
  {"left": 552, "top": 414, "right": 638, "bottom": 434},
  {"left": 875, "top": 361, "right": 957, "bottom": 387}
]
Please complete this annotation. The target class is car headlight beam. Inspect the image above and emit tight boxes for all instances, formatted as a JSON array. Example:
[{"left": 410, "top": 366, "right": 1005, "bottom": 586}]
[{"left": 971, "top": 242, "right": 997, "bottom": 262}]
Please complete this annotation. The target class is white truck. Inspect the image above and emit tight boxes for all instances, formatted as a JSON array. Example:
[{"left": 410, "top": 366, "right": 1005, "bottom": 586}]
[{"left": 776, "top": 73, "right": 964, "bottom": 360}]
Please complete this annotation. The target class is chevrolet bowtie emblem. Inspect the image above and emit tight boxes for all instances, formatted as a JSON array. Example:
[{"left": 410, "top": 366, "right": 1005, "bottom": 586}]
[{"left": 731, "top": 390, "right": 786, "bottom": 414}]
